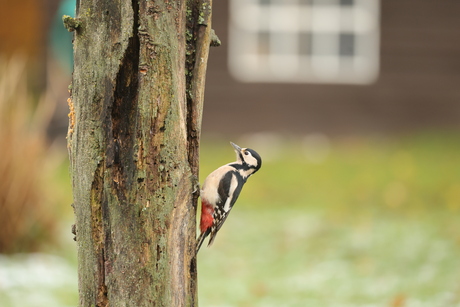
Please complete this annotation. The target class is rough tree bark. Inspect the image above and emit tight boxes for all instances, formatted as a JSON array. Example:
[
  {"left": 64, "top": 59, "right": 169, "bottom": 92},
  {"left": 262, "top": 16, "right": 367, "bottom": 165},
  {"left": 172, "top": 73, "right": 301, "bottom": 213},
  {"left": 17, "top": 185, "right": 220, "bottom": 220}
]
[{"left": 66, "top": 0, "right": 212, "bottom": 306}]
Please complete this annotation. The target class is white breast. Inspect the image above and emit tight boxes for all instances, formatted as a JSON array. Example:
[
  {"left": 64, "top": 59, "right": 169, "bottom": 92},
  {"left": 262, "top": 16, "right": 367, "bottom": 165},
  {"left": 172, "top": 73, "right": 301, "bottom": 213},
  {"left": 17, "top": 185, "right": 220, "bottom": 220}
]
[{"left": 201, "top": 165, "right": 234, "bottom": 206}]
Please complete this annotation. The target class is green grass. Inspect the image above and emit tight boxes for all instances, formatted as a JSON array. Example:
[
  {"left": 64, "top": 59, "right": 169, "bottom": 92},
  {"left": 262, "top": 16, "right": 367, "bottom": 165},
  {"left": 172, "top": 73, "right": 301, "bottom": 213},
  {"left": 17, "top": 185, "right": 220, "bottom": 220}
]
[
  {"left": 197, "top": 133, "right": 460, "bottom": 306},
  {"left": 198, "top": 209, "right": 460, "bottom": 306},
  {"left": 1, "top": 132, "right": 460, "bottom": 306}
]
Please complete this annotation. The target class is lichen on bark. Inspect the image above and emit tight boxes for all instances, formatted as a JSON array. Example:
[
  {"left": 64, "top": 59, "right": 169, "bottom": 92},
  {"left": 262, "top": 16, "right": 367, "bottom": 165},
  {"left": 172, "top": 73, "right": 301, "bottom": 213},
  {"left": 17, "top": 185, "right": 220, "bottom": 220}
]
[{"left": 68, "top": 0, "right": 213, "bottom": 306}]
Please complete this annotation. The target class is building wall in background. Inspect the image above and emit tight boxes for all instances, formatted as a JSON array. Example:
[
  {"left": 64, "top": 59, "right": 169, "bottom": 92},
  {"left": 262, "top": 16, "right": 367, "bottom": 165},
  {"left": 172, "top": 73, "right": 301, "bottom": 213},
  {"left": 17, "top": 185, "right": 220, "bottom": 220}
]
[{"left": 203, "top": 0, "right": 460, "bottom": 136}]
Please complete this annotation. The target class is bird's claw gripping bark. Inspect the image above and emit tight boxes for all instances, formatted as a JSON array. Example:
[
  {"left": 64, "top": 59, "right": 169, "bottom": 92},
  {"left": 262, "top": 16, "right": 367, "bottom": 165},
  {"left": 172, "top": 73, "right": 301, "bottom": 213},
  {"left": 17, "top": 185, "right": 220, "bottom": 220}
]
[{"left": 191, "top": 175, "right": 200, "bottom": 196}]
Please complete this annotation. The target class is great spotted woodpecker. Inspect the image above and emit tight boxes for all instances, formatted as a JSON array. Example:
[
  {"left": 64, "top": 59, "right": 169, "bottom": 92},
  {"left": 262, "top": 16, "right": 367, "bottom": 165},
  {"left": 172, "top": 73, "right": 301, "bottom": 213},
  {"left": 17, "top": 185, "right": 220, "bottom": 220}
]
[{"left": 196, "top": 142, "right": 262, "bottom": 253}]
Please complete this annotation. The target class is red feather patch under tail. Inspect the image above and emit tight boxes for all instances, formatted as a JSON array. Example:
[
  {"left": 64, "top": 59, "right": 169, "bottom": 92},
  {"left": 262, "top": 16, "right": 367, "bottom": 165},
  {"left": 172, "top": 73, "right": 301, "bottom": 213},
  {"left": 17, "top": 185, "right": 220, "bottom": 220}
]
[
  {"left": 199, "top": 200, "right": 214, "bottom": 233},
  {"left": 196, "top": 200, "right": 214, "bottom": 254}
]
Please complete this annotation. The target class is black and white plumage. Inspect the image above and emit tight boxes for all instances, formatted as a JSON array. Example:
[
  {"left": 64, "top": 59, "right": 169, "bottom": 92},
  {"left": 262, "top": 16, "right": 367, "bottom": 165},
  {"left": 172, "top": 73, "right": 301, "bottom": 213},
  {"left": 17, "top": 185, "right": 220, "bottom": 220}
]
[{"left": 196, "top": 142, "right": 262, "bottom": 253}]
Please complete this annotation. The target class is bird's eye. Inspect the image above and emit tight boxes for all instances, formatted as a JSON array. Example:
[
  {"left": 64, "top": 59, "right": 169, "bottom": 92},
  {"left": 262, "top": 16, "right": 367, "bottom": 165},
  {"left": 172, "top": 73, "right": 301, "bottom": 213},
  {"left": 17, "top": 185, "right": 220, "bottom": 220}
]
[{"left": 244, "top": 151, "right": 249, "bottom": 155}]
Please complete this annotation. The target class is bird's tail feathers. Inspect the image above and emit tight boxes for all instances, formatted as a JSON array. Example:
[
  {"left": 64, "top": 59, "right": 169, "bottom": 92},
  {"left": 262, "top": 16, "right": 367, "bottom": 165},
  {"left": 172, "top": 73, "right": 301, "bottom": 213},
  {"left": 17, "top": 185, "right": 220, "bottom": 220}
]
[
  {"left": 207, "top": 231, "right": 218, "bottom": 247},
  {"left": 196, "top": 229, "right": 211, "bottom": 254}
]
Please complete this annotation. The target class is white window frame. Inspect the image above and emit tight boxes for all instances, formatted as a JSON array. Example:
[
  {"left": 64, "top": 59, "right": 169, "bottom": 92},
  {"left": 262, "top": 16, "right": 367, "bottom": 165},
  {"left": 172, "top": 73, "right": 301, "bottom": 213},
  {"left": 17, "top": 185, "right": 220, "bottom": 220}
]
[{"left": 228, "top": 0, "right": 380, "bottom": 84}]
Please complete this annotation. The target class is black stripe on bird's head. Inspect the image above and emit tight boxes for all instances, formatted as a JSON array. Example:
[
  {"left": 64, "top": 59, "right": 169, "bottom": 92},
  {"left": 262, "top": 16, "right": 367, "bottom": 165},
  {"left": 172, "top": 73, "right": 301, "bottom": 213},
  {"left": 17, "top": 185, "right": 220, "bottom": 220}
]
[{"left": 230, "top": 142, "right": 262, "bottom": 174}]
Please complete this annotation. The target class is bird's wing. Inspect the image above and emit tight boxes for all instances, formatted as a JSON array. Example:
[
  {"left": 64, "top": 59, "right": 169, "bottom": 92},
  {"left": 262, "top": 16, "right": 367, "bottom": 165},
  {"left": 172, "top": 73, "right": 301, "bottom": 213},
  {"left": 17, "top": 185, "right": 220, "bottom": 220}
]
[{"left": 207, "top": 171, "right": 245, "bottom": 246}]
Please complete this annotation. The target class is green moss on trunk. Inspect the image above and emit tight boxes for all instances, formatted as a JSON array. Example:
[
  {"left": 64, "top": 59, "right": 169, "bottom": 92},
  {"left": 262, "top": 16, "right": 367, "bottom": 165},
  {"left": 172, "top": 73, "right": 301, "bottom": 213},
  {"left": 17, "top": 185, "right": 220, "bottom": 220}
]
[{"left": 68, "top": 0, "right": 212, "bottom": 306}]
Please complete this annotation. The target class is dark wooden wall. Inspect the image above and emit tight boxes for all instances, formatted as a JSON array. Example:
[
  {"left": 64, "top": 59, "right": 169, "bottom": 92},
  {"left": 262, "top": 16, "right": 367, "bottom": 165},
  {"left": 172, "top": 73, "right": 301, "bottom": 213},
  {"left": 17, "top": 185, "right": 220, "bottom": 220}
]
[{"left": 202, "top": 0, "right": 460, "bottom": 136}]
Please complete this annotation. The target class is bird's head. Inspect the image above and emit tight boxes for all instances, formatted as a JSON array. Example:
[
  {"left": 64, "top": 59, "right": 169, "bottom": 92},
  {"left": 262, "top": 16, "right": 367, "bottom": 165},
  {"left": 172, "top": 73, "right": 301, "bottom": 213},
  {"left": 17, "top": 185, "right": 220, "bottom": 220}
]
[{"left": 231, "top": 142, "right": 262, "bottom": 175}]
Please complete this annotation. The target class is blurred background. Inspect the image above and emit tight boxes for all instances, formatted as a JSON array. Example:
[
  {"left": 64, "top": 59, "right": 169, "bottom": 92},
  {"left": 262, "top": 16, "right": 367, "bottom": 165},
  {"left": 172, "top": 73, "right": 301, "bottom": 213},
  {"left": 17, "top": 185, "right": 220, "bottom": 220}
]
[{"left": 0, "top": 0, "right": 459, "bottom": 306}]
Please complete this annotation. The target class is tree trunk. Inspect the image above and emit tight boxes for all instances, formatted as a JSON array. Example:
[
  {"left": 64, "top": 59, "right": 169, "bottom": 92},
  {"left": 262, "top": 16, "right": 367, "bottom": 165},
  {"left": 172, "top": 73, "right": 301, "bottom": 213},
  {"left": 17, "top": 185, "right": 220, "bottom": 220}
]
[{"left": 67, "top": 0, "right": 212, "bottom": 306}]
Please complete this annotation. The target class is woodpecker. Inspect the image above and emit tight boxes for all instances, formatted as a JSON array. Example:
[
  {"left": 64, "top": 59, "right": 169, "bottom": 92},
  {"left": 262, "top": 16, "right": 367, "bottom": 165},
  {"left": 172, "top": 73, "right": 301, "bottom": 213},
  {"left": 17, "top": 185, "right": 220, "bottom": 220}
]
[{"left": 196, "top": 142, "right": 262, "bottom": 253}]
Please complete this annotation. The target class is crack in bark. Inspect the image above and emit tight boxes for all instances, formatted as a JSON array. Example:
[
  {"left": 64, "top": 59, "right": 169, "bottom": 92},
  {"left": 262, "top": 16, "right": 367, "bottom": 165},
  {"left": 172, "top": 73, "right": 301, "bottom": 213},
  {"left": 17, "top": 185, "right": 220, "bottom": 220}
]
[
  {"left": 95, "top": 1, "right": 141, "bottom": 306},
  {"left": 90, "top": 162, "right": 108, "bottom": 307},
  {"left": 185, "top": 0, "right": 200, "bottom": 195},
  {"left": 184, "top": 2, "right": 213, "bottom": 305},
  {"left": 185, "top": 0, "right": 212, "bottom": 173},
  {"left": 110, "top": 0, "right": 140, "bottom": 202}
]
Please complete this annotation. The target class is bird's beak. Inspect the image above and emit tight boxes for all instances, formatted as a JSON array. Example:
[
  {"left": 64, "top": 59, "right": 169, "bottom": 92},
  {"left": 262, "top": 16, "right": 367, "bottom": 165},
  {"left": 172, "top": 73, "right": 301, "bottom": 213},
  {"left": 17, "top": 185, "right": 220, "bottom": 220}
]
[{"left": 230, "top": 142, "right": 242, "bottom": 153}]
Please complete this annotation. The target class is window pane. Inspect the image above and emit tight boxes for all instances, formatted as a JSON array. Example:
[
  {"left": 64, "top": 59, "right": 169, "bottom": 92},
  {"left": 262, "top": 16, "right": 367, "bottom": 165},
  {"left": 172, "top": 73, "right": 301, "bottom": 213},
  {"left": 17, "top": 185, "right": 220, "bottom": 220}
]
[
  {"left": 340, "top": 0, "right": 354, "bottom": 6},
  {"left": 258, "top": 31, "right": 270, "bottom": 55},
  {"left": 339, "top": 33, "right": 355, "bottom": 56},
  {"left": 299, "top": 32, "right": 312, "bottom": 56}
]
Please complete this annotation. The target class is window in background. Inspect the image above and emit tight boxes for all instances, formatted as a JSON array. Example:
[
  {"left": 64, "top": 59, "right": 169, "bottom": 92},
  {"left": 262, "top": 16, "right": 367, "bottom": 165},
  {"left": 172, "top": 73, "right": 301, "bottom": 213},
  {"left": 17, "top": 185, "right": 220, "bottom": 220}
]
[{"left": 228, "top": 0, "right": 380, "bottom": 84}]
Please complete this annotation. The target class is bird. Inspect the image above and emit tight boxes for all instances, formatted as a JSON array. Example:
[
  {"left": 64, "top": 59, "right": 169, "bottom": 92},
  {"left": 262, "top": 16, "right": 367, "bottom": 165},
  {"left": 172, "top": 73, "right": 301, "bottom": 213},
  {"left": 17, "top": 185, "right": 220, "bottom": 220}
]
[{"left": 196, "top": 142, "right": 262, "bottom": 253}]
